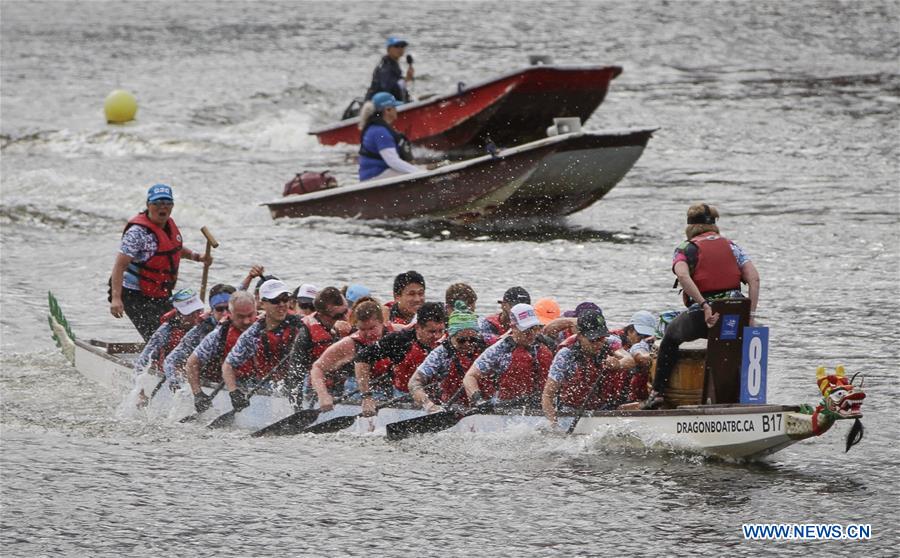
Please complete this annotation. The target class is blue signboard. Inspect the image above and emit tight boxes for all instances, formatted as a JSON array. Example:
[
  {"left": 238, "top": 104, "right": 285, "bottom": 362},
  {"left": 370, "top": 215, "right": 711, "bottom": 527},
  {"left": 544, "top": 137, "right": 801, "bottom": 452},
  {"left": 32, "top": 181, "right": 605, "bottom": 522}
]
[
  {"left": 740, "top": 326, "right": 769, "bottom": 404},
  {"left": 720, "top": 314, "right": 740, "bottom": 340}
]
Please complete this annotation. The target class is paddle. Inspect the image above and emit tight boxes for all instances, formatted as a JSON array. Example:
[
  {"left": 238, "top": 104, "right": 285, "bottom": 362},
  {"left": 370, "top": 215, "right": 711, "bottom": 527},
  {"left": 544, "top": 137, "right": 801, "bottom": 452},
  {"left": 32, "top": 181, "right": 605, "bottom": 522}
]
[
  {"left": 385, "top": 391, "right": 529, "bottom": 441},
  {"left": 249, "top": 391, "right": 359, "bottom": 438},
  {"left": 566, "top": 363, "right": 608, "bottom": 434},
  {"left": 301, "top": 393, "right": 413, "bottom": 435},
  {"left": 198, "top": 226, "right": 218, "bottom": 302},
  {"left": 178, "top": 381, "right": 227, "bottom": 423},
  {"left": 207, "top": 331, "right": 304, "bottom": 429}
]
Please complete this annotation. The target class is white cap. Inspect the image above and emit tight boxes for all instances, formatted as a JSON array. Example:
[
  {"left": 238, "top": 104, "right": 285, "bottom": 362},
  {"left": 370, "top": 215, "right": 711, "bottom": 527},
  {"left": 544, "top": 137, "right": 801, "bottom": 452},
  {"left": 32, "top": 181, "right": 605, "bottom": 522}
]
[
  {"left": 509, "top": 303, "right": 540, "bottom": 330},
  {"left": 172, "top": 292, "right": 204, "bottom": 315},
  {"left": 259, "top": 279, "right": 291, "bottom": 302},
  {"left": 630, "top": 310, "right": 658, "bottom": 337},
  {"left": 296, "top": 283, "right": 319, "bottom": 302}
]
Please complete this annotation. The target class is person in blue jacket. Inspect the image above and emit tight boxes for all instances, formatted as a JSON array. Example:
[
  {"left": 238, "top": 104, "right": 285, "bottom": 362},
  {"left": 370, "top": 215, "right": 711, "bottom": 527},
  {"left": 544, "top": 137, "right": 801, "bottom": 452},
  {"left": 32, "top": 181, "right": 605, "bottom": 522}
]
[
  {"left": 358, "top": 92, "right": 421, "bottom": 181},
  {"left": 364, "top": 36, "right": 413, "bottom": 102}
]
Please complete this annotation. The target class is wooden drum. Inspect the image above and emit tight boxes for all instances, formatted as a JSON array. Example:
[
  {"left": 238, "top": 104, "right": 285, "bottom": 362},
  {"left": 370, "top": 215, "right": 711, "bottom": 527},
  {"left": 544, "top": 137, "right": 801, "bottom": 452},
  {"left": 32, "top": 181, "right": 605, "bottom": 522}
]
[{"left": 649, "top": 348, "right": 706, "bottom": 407}]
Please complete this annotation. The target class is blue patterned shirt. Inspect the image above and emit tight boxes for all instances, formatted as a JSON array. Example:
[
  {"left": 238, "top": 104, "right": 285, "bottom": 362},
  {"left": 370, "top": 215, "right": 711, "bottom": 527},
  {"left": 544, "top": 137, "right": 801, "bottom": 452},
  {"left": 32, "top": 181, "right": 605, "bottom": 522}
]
[
  {"left": 133, "top": 322, "right": 175, "bottom": 377},
  {"left": 163, "top": 317, "right": 217, "bottom": 383},
  {"left": 119, "top": 225, "right": 158, "bottom": 290},
  {"left": 416, "top": 344, "right": 454, "bottom": 381},
  {"left": 547, "top": 335, "right": 623, "bottom": 383}
]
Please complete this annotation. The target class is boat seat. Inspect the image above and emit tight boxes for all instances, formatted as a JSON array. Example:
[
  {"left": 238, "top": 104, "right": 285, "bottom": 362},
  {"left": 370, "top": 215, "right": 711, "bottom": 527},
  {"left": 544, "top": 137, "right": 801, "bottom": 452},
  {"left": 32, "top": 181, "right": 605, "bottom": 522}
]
[{"left": 702, "top": 298, "right": 752, "bottom": 404}]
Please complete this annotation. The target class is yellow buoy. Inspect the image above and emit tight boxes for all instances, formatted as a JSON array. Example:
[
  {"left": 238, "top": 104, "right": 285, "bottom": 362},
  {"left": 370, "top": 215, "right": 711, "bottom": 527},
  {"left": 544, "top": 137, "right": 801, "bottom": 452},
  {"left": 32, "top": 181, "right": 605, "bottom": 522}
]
[{"left": 104, "top": 89, "right": 138, "bottom": 123}]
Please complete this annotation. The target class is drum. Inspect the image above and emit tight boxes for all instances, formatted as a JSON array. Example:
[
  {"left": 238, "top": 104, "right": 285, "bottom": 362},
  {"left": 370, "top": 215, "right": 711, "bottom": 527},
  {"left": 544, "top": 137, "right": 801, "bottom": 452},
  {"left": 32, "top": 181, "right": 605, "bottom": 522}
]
[{"left": 649, "top": 348, "right": 706, "bottom": 407}]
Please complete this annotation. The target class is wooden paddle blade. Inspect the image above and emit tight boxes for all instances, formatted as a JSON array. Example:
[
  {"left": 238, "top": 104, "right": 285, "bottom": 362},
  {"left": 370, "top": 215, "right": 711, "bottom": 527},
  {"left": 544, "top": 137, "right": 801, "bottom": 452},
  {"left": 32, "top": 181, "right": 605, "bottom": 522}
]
[
  {"left": 302, "top": 414, "right": 358, "bottom": 435},
  {"left": 249, "top": 410, "right": 321, "bottom": 438},
  {"left": 385, "top": 410, "right": 461, "bottom": 441},
  {"left": 206, "top": 410, "right": 236, "bottom": 429}
]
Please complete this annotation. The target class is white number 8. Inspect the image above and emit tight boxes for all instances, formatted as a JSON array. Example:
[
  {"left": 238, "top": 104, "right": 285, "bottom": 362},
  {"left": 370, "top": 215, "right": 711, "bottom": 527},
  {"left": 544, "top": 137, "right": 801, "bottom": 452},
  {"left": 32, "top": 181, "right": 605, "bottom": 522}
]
[{"left": 747, "top": 336, "right": 762, "bottom": 396}]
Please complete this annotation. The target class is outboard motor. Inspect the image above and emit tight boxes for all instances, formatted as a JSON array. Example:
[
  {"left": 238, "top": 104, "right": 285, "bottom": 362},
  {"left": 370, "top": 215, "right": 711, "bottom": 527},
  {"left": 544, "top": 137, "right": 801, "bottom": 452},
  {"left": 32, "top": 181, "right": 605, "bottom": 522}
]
[
  {"left": 341, "top": 98, "right": 363, "bottom": 120},
  {"left": 528, "top": 54, "right": 554, "bottom": 66},
  {"left": 283, "top": 171, "right": 338, "bottom": 197}
]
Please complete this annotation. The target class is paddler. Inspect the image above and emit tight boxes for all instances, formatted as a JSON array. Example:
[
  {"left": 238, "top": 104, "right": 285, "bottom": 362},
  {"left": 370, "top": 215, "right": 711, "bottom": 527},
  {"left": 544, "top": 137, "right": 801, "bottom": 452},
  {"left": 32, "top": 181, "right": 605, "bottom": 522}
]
[
  {"left": 185, "top": 291, "right": 258, "bottom": 414},
  {"left": 354, "top": 302, "right": 447, "bottom": 416},
  {"left": 292, "top": 283, "right": 319, "bottom": 316},
  {"left": 162, "top": 283, "right": 234, "bottom": 387},
  {"left": 408, "top": 301, "right": 488, "bottom": 413},
  {"left": 462, "top": 303, "right": 554, "bottom": 407},
  {"left": 289, "top": 287, "right": 352, "bottom": 406},
  {"left": 364, "top": 36, "right": 413, "bottom": 103},
  {"left": 481, "top": 286, "right": 531, "bottom": 344},
  {"left": 221, "top": 279, "right": 305, "bottom": 413},
  {"left": 358, "top": 92, "right": 422, "bottom": 181},
  {"left": 642, "top": 203, "right": 761, "bottom": 410},
  {"left": 132, "top": 289, "right": 205, "bottom": 390},
  {"left": 109, "top": 184, "right": 212, "bottom": 340},
  {"left": 309, "top": 297, "right": 400, "bottom": 412},
  {"left": 540, "top": 310, "right": 635, "bottom": 427},
  {"left": 383, "top": 270, "right": 426, "bottom": 325}
]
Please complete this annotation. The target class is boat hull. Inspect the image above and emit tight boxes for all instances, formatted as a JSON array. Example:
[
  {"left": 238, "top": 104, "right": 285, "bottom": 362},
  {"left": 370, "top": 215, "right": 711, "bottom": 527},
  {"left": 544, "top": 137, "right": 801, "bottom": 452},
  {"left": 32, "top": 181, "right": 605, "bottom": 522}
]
[
  {"left": 264, "top": 129, "right": 655, "bottom": 222},
  {"left": 497, "top": 128, "right": 656, "bottom": 218},
  {"left": 309, "top": 65, "right": 622, "bottom": 152}
]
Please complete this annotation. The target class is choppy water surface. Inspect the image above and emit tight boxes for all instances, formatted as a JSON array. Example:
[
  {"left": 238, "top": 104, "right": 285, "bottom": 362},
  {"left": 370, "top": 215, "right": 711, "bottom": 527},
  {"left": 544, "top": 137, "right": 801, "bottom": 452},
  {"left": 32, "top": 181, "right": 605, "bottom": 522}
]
[{"left": 2, "top": 1, "right": 898, "bottom": 556}]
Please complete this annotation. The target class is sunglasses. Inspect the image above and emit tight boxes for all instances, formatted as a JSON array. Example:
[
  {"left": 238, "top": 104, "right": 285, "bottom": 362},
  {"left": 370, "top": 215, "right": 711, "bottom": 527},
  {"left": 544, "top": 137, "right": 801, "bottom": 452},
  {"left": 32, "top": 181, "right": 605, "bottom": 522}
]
[
  {"left": 455, "top": 336, "right": 480, "bottom": 345},
  {"left": 150, "top": 200, "right": 174, "bottom": 207},
  {"left": 327, "top": 307, "right": 349, "bottom": 320},
  {"left": 265, "top": 295, "right": 291, "bottom": 305},
  {"left": 213, "top": 305, "right": 229, "bottom": 313}
]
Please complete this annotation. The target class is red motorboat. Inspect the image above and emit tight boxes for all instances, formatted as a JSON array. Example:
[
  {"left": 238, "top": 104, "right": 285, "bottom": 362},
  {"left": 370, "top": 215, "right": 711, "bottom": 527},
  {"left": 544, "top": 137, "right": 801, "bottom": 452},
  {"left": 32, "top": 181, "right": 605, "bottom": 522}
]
[{"left": 309, "top": 64, "right": 622, "bottom": 152}]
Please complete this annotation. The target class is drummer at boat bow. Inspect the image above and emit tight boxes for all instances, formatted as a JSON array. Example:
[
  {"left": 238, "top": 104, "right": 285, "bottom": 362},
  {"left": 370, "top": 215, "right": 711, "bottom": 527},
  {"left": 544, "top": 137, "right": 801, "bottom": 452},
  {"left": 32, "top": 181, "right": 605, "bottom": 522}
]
[
  {"left": 185, "top": 290, "right": 258, "bottom": 414},
  {"left": 540, "top": 310, "right": 635, "bottom": 427},
  {"left": 463, "top": 303, "right": 554, "bottom": 406},
  {"left": 133, "top": 289, "right": 205, "bottom": 380},
  {"left": 409, "top": 301, "right": 488, "bottom": 413},
  {"left": 109, "top": 184, "right": 211, "bottom": 341},
  {"left": 384, "top": 270, "right": 426, "bottom": 325},
  {"left": 221, "top": 279, "right": 305, "bottom": 412},
  {"left": 643, "top": 203, "right": 761, "bottom": 410},
  {"left": 355, "top": 302, "right": 447, "bottom": 417},
  {"left": 358, "top": 92, "right": 421, "bottom": 181},
  {"left": 365, "top": 36, "right": 413, "bottom": 103},
  {"left": 162, "top": 284, "right": 234, "bottom": 387}
]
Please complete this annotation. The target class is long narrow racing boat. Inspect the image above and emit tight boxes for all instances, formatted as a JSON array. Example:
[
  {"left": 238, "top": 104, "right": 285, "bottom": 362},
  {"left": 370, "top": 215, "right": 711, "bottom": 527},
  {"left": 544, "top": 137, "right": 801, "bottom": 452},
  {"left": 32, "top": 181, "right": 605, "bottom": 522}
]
[
  {"left": 265, "top": 127, "right": 656, "bottom": 223},
  {"left": 48, "top": 293, "right": 865, "bottom": 460},
  {"left": 309, "top": 64, "right": 623, "bottom": 153}
]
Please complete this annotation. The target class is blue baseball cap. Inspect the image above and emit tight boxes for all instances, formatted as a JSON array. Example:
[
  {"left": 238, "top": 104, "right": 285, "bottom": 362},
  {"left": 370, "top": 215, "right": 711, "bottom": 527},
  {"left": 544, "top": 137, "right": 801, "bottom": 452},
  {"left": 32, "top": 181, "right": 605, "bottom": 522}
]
[
  {"left": 372, "top": 92, "right": 402, "bottom": 111},
  {"left": 345, "top": 284, "right": 371, "bottom": 303},
  {"left": 147, "top": 183, "right": 173, "bottom": 202},
  {"left": 386, "top": 37, "right": 408, "bottom": 48}
]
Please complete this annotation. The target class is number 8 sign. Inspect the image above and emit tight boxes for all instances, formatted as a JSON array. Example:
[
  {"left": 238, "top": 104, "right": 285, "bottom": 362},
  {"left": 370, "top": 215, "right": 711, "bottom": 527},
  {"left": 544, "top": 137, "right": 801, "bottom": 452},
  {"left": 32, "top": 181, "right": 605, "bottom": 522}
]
[{"left": 740, "top": 326, "right": 769, "bottom": 404}]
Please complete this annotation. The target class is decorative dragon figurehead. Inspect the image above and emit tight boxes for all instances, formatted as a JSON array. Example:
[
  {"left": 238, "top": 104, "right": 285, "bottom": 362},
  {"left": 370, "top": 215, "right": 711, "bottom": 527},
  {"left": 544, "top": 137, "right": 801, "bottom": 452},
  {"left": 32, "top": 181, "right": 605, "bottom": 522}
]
[
  {"left": 807, "top": 365, "right": 866, "bottom": 452},
  {"left": 816, "top": 365, "right": 865, "bottom": 420}
]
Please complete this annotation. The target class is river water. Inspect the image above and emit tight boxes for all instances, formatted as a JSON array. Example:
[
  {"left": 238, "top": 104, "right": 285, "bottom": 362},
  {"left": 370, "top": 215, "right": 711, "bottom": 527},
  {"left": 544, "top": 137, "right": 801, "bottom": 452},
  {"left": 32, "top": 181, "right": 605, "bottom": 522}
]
[{"left": 2, "top": 1, "right": 898, "bottom": 556}]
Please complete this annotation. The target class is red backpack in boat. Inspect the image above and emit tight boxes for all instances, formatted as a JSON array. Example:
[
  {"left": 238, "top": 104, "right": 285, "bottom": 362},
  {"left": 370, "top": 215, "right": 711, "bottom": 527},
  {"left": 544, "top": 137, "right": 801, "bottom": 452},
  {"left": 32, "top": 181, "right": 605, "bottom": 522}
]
[{"left": 283, "top": 171, "right": 338, "bottom": 197}]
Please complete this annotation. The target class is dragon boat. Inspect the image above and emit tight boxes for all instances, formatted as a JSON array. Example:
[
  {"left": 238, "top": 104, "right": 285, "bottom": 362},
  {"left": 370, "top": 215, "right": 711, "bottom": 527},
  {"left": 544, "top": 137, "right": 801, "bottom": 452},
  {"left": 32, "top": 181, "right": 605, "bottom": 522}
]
[{"left": 48, "top": 293, "right": 865, "bottom": 460}]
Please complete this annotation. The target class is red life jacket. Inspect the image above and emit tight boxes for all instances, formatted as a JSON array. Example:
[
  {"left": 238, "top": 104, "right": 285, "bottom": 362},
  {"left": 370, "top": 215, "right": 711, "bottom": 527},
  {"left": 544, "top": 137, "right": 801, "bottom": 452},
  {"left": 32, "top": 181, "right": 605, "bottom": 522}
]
[
  {"left": 247, "top": 316, "right": 301, "bottom": 381},
  {"left": 494, "top": 339, "right": 553, "bottom": 400},
  {"left": 689, "top": 233, "right": 742, "bottom": 296},
  {"left": 438, "top": 340, "right": 492, "bottom": 404},
  {"left": 301, "top": 313, "right": 338, "bottom": 362},
  {"left": 484, "top": 314, "right": 507, "bottom": 336},
  {"left": 386, "top": 301, "right": 413, "bottom": 325},
  {"left": 555, "top": 335, "right": 622, "bottom": 409},
  {"left": 202, "top": 319, "right": 256, "bottom": 382},
  {"left": 351, "top": 328, "right": 395, "bottom": 382},
  {"left": 123, "top": 212, "right": 182, "bottom": 298},
  {"left": 392, "top": 340, "right": 432, "bottom": 392}
]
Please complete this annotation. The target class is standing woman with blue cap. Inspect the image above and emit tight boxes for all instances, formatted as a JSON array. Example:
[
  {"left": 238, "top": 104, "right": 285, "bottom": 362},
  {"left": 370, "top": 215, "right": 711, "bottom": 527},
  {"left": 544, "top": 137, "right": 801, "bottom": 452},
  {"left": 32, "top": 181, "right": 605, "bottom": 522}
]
[
  {"left": 358, "top": 92, "right": 422, "bottom": 181},
  {"left": 109, "top": 184, "right": 212, "bottom": 341}
]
